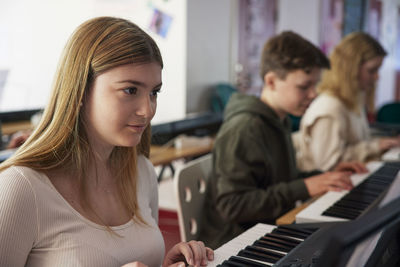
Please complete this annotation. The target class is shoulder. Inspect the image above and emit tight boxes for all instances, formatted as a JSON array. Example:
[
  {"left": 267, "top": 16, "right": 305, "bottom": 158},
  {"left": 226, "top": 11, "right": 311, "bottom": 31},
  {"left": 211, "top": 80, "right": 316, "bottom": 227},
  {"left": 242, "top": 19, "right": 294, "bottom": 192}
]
[
  {"left": 137, "top": 155, "right": 156, "bottom": 175},
  {"left": 310, "top": 94, "right": 345, "bottom": 112},
  {"left": 215, "top": 114, "right": 271, "bottom": 160},
  {"left": 136, "top": 155, "right": 157, "bottom": 188},
  {"left": 218, "top": 114, "right": 264, "bottom": 144},
  {"left": 0, "top": 166, "right": 39, "bottom": 216},
  {"left": 0, "top": 166, "right": 41, "bottom": 192},
  {"left": 302, "top": 94, "right": 348, "bottom": 125}
]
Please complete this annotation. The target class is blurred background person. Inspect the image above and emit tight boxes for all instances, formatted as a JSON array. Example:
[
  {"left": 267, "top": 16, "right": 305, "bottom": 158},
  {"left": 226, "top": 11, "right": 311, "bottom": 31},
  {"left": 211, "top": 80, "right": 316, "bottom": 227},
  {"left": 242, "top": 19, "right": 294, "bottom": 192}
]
[{"left": 294, "top": 32, "right": 400, "bottom": 172}]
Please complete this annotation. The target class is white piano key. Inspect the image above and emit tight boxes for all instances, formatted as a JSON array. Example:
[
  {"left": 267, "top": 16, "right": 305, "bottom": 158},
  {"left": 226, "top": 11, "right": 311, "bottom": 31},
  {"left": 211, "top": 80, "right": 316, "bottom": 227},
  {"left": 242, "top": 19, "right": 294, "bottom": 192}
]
[{"left": 382, "top": 147, "right": 400, "bottom": 161}]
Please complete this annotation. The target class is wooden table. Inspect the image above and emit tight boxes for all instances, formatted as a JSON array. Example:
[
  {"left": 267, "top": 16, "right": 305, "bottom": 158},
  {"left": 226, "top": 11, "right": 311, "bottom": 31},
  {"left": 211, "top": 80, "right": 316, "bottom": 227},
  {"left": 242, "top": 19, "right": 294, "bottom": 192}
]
[
  {"left": 2, "top": 121, "right": 32, "bottom": 135},
  {"left": 150, "top": 141, "right": 213, "bottom": 181},
  {"left": 150, "top": 143, "right": 213, "bottom": 166},
  {"left": 275, "top": 197, "right": 319, "bottom": 225}
]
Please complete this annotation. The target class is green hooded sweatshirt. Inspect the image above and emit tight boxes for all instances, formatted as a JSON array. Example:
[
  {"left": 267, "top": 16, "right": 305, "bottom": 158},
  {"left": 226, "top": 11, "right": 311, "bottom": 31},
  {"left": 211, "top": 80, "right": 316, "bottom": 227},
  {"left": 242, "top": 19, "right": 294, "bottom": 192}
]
[{"left": 199, "top": 93, "right": 318, "bottom": 249}]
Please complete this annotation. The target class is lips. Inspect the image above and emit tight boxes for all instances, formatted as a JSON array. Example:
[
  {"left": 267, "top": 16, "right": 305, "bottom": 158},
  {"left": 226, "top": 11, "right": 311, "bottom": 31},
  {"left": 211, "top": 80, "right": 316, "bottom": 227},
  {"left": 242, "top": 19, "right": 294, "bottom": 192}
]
[{"left": 127, "top": 123, "right": 147, "bottom": 132}]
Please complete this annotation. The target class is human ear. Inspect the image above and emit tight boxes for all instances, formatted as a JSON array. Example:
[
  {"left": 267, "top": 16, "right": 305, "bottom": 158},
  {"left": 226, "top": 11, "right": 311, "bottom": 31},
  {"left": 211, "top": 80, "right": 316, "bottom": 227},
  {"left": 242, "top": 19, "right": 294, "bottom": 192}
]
[{"left": 264, "top": 72, "right": 277, "bottom": 90}]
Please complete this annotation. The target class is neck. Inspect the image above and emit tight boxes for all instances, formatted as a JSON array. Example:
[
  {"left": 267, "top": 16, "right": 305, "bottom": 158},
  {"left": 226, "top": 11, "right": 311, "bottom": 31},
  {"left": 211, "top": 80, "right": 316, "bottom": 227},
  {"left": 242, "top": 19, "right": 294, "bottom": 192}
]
[{"left": 260, "top": 87, "right": 286, "bottom": 121}]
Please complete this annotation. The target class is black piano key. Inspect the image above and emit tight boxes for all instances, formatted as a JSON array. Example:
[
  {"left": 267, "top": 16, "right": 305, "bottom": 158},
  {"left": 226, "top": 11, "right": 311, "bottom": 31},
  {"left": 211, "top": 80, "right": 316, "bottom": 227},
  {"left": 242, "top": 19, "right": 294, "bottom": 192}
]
[
  {"left": 364, "top": 176, "right": 393, "bottom": 185},
  {"left": 333, "top": 201, "right": 365, "bottom": 212},
  {"left": 254, "top": 239, "right": 292, "bottom": 252},
  {"left": 324, "top": 205, "right": 363, "bottom": 215},
  {"left": 272, "top": 227, "right": 309, "bottom": 239},
  {"left": 265, "top": 233, "right": 302, "bottom": 245},
  {"left": 220, "top": 256, "right": 272, "bottom": 267},
  {"left": 335, "top": 201, "right": 368, "bottom": 211},
  {"left": 277, "top": 225, "right": 317, "bottom": 235},
  {"left": 355, "top": 181, "right": 387, "bottom": 192},
  {"left": 246, "top": 245, "right": 286, "bottom": 258},
  {"left": 335, "top": 199, "right": 370, "bottom": 210},
  {"left": 259, "top": 237, "right": 299, "bottom": 249},
  {"left": 342, "top": 192, "right": 377, "bottom": 203},
  {"left": 238, "top": 247, "right": 279, "bottom": 264},
  {"left": 322, "top": 208, "right": 360, "bottom": 220},
  {"left": 373, "top": 166, "right": 400, "bottom": 177},
  {"left": 323, "top": 206, "right": 362, "bottom": 217}
]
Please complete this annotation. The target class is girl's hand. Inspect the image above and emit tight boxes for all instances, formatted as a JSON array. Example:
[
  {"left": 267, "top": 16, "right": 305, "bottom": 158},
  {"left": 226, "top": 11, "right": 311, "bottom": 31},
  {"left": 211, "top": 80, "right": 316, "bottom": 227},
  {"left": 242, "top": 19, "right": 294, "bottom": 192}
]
[
  {"left": 163, "top": 240, "right": 214, "bottom": 267},
  {"left": 121, "top": 262, "right": 148, "bottom": 267}
]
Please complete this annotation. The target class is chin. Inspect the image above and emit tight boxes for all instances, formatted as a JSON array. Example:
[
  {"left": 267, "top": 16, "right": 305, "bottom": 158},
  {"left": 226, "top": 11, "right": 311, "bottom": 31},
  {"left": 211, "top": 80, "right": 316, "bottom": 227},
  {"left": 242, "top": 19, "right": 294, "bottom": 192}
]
[{"left": 118, "top": 136, "right": 142, "bottom": 148}]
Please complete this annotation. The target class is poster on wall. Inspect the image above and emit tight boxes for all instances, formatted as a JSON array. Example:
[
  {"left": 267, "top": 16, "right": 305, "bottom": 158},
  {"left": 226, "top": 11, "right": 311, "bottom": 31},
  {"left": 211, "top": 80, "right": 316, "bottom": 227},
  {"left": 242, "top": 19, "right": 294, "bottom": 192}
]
[
  {"left": 237, "top": 0, "right": 276, "bottom": 95},
  {"left": 320, "top": 0, "right": 343, "bottom": 55},
  {"left": 364, "top": 0, "right": 382, "bottom": 39},
  {"left": 148, "top": 8, "right": 173, "bottom": 38}
]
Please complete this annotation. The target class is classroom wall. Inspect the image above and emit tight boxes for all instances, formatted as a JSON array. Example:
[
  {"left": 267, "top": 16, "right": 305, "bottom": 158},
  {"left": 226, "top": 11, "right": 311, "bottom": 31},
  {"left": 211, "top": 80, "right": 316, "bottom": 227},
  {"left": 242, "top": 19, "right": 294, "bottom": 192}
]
[
  {"left": 0, "top": 0, "right": 239, "bottom": 124},
  {"left": 1, "top": 0, "right": 399, "bottom": 124},
  {"left": 185, "top": 0, "right": 236, "bottom": 114}
]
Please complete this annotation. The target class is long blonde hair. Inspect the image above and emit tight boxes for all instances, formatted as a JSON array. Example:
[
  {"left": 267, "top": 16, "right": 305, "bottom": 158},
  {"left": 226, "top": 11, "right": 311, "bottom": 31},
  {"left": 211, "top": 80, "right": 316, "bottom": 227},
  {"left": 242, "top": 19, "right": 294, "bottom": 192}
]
[
  {"left": 0, "top": 16, "right": 163, "bottom": 225},
  {"left": 318, "top": 32, "right": 386, "bottom": 113}
]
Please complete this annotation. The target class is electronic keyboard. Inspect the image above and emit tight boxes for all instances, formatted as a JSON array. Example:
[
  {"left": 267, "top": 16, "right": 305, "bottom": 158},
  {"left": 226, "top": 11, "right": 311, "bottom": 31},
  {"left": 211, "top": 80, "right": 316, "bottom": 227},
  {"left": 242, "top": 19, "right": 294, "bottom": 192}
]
[
  {"left": 296, "top": 161, "right": 400, "bottom": 223},
  {"left": 211, "top": 222, "right": 341, "bottom": 267}
]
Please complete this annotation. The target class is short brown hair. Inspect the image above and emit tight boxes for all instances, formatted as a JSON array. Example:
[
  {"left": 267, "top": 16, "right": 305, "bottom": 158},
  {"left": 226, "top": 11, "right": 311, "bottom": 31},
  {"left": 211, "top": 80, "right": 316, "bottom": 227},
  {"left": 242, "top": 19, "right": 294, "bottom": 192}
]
[{"left": 259, "top": 31, "right": 330, "bottom": 80}]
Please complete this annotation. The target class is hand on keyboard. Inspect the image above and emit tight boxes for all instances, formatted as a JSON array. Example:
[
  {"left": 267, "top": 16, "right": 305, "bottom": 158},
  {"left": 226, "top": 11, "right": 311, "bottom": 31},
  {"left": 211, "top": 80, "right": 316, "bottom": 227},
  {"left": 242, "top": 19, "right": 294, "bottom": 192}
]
[
  {"left": 379, "top": 135, "right": 400, "bottom": 151},
  {"left": 304, "top": 171, "right": 354, "bottom": 197},
  {"left": 333, "top": 161, "right": 368, "bottom": 174}
]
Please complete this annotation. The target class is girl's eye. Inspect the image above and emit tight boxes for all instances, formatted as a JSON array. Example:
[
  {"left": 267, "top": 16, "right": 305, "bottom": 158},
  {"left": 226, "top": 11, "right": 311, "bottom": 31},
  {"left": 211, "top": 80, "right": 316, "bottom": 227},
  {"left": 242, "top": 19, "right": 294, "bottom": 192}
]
[
  {"left": 123, "top": 87, "right": 137, "bottom": 95},
  {"left": 150, "top": 89, "right": 161, "bottom": 97}
]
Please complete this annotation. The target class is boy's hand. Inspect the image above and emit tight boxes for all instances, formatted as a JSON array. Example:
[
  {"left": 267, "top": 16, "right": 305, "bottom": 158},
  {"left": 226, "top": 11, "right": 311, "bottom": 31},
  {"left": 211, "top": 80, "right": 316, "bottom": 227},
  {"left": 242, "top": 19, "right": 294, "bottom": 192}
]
[
  {"left": 333, "top": 161, "right": 367, "bottom": 173},
  {"left": 304, "top": 171, "right": 354, "bottom": 197}
]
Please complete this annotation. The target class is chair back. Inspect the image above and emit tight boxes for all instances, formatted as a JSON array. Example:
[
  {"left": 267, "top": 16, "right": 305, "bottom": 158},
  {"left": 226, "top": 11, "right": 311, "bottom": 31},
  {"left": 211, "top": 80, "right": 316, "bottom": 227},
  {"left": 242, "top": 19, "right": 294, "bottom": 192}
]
[
  {"left": 211, "top": 83, "right": 237, "bottom": 113},
  {"left": 174, "top": 154, "right": 212, "bottom": 242},
  {"left": 376, "top": 102, "right": 400, "bottom": 124}
]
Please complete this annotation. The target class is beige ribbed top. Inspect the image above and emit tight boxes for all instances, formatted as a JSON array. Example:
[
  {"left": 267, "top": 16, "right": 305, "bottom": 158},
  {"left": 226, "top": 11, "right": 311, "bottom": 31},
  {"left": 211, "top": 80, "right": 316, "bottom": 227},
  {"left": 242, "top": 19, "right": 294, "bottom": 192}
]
[{"left": 0, "top": 155, "right": 165, "bottom": 267}]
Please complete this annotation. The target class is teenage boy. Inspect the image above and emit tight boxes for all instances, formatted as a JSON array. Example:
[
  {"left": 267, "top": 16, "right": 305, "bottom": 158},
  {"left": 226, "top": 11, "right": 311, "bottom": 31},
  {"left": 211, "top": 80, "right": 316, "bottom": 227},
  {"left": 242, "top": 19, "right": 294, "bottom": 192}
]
[{"left": 199, "top": 31, "right": 367, "bottom": 249}]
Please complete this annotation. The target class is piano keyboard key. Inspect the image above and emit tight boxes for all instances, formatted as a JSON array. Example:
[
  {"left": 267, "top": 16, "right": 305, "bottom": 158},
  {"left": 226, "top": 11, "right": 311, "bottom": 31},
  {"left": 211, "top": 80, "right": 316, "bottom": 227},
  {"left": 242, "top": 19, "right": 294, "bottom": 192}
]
[
  {"left": 296, "top": 161, "right": 400, "bottom": 223},
  {"left": 219, "top": 255, "right": 271, "bottom": 267},
  {"left": 382, "top": 147, "right": 400, "bottom": 161}
]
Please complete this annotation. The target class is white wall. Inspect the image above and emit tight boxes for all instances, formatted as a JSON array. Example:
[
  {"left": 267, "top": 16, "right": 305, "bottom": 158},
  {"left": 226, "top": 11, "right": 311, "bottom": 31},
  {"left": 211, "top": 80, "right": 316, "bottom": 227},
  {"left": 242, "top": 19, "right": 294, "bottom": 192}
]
[{"left": 186, "top": 0, "right": 235, "bottom": 114}]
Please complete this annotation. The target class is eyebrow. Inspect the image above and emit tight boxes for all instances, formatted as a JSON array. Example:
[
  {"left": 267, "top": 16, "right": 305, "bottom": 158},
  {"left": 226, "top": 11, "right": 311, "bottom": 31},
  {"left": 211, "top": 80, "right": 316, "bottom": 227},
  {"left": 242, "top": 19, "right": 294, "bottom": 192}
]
[{"left": 117, "top": 80, "right": 162, "bottom": 88}]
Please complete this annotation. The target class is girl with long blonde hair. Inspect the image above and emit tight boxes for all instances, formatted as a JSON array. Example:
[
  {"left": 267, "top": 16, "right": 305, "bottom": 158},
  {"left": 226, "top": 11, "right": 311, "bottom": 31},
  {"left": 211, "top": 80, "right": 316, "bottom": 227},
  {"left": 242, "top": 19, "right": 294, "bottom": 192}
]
[{"left": 0, "top": 16, "right": 213, "bottom": 267}]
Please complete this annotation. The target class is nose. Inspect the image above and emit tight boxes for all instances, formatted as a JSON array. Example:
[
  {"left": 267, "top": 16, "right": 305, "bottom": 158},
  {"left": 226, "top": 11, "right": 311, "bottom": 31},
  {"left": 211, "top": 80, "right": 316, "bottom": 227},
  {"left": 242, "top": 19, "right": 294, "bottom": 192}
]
[{"left": 136, "top": 95, "right": 155, "bottom": 118}]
